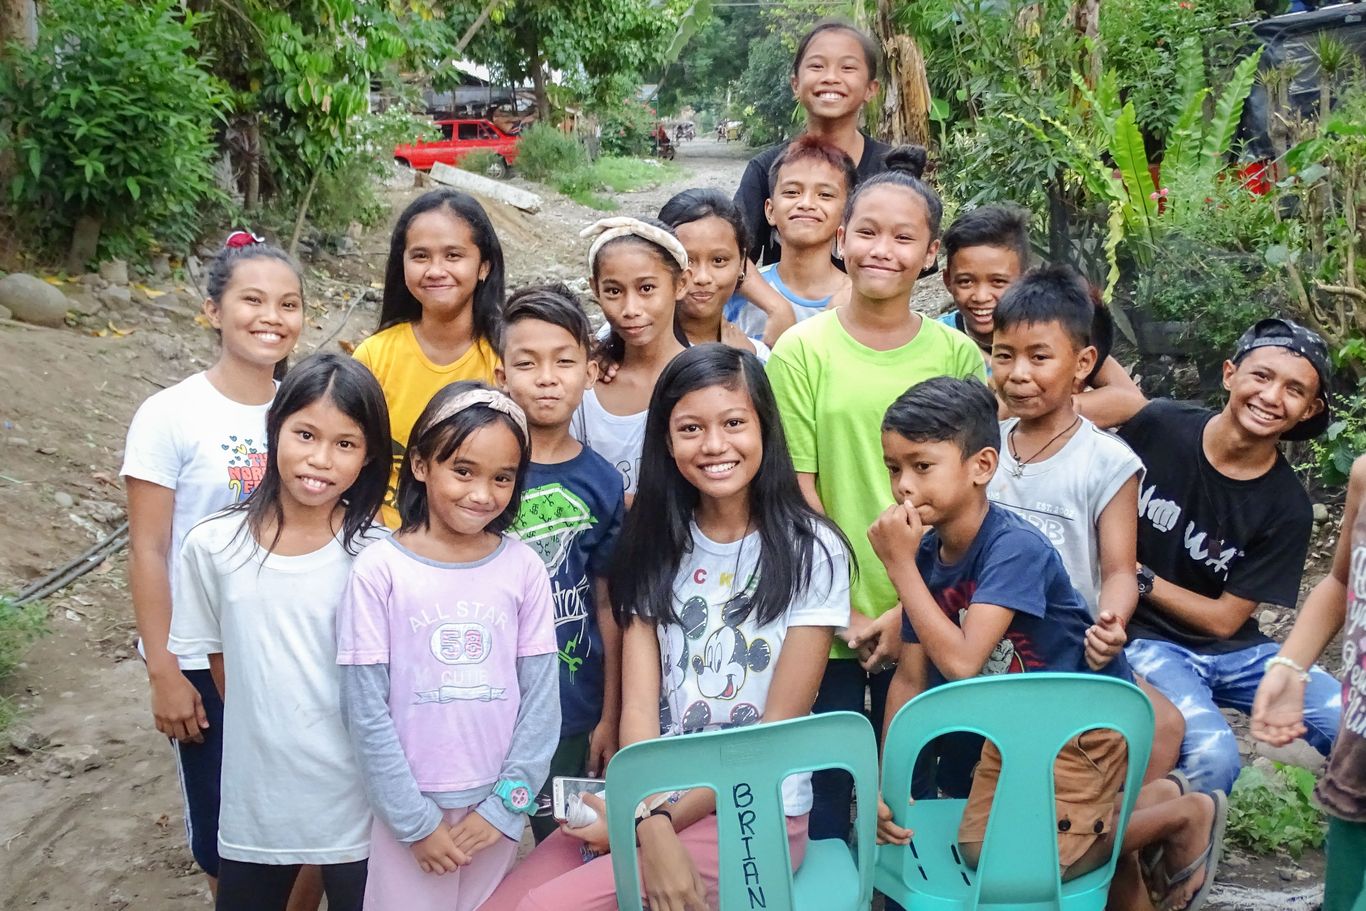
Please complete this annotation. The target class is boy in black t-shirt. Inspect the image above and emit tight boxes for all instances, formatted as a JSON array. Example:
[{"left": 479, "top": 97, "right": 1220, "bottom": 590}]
[
  {"left": 1093, "top": 317, "right": 1342, "bottom": 795},
  {"left": 871, "top": 377, "right": 1226, "bottom": 907}
]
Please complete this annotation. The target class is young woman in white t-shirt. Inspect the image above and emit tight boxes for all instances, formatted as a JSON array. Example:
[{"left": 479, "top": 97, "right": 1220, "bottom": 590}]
[
  {"left": 572, "top": 217, "right": 690, "bottom": 505},
  {"left": 168, "top": 353, "right": 390, "bottom": 910},
  {"left": 483, "top": 343, "right": 851, "bottom": 911},
  {"left": 121, "top": 232, "right": 303, "bottom": 889}
]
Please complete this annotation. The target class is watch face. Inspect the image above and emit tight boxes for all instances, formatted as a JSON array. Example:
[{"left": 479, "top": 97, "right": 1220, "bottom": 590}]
[{"left": 509, "top": 785, "right": 532, "bottom": 810}]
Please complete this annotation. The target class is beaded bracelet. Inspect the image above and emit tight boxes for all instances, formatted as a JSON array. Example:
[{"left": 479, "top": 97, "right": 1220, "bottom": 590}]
[{"left": 1265, "top": 655, "right": 1311, "bottom": 683}]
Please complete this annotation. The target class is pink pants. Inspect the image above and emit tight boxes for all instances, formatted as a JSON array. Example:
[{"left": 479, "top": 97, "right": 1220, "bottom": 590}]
[
  {"left": 365, "top": 807, "right": 519, "bottom": 911},
  {"left": 477, "top": 813, "right": 809, "bottom": 911}
]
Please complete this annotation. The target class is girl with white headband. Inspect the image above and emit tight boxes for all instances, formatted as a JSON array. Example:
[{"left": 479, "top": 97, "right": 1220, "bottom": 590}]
[
  {"left": 572, "top": 216, "right": 692, "bottom": 506},
  {"left": 337, "top": 381, "right": 559, "bottom": 911}
]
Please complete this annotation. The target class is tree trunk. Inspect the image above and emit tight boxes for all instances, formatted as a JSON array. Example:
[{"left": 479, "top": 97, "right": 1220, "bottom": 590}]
[
  {"left": 527, "top": 30, "right": 549, "bottom": 122},
  {"left": 1070, "top": 0, "right": 1102, "bottom": 92},
  {"left": 531, "top": 41, "right": 550, "bottom": 123},
  {"left": 872, "top": 0, "right": 931, "bottom": 146},
  {"left": 288, "top": 169, "right": 321, "bottom": 259},
  {"left": 1047, "top": 177, "right": 1071, "bottom": 264},
  {"left": 244, "top": 116, "right": 261, "bottom": 212},
  {"left": 0, "top": 0, "right": 37, "bottom": 50},
  {"left": 67, "top": 214, "right": 102, "bottom": 274}
]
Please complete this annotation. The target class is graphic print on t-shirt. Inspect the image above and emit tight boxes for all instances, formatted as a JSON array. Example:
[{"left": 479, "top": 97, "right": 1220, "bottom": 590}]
[
  {"left": 661, "top": 571, "right": 773, "bottom": 733},
  {"left": 512, "top": 482, "right": 597, "bottom": 677},
  {"left": 1137, "top": 480, "right": 1245, "bottom": 579},
  {"left": 222, "top": 435, "right": 267, "bottom": 501},
  {"left": 409, "top": 600, "right": 510, "bottom": 704},
  {"left": 932, "top": 579, "right": 1033, "bottom": 676}
]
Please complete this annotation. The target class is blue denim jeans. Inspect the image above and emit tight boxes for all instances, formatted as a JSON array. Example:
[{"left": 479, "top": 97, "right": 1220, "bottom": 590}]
[{"left": 1126, "top": 637, "right": 1341, "bottom": 794}]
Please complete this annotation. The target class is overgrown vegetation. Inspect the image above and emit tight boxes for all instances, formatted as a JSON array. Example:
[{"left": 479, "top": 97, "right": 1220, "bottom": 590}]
[
  {"left": 0, "top": 596, "right": 47, "bottom": 734},
  {"left": 0, "top": 0, "right": 228, "bottom": 266},
  {"left": 1227, "top": 762, "right": 1327, "bottom": 859}
]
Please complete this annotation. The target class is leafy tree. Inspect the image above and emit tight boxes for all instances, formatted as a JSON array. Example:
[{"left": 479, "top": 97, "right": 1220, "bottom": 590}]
[
  {"left": 455, "top": 0, "right": 676, "bottom": 120},
  {"left": 653, "top": 6, "right": 764, "bottom": 116},
  {"left": 0, "top": 0, "right": 228, "bottom": 265},
  {"left": 735, "top": 31, "right": 799, "bottom": 146}
]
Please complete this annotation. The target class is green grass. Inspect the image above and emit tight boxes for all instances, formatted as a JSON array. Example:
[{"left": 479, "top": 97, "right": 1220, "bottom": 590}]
[
  {"left": 550, "top": 155, "right": 684, "bottom": 211},
  {"left": 0, "top": 596, "right": 47, "bottom": 735},
  {"left": 589, "top": 156, "right": 681, "bottom": 192}
]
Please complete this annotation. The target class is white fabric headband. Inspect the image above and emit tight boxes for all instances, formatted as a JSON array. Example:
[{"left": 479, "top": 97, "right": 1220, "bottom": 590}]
[
  {"left": 580, "top": 217, "right": 689, "bottom": 273},
  {"left": 427, "top": 388, "right": 528, "bottom": 439}
]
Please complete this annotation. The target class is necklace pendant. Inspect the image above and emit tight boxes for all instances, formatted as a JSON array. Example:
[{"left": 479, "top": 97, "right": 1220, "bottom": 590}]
[{"left": 1010, "top": 462, "right": 1025, "bottom": 479}]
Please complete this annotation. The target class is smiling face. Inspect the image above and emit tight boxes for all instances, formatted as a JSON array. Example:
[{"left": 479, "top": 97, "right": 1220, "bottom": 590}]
[
  {"left": 882, "top": 431, "right": 995, "bottom": 528},
  {"left": 669, "top": 382, "right": 762, "bottom": 510},
  {"left": 839, "top": 186, "right": 940, "bottom": 305},
  {"left": 945, "top": 244, "right": 1023, "bottom": 343},
  {"left": 205, "top": 257, "right": 304, "bottom": 371},
  {"left": 402, "top": 209, "right": 491, "bottom": 321},
  {"left": 412, "top": 422, "right": 521, "bottom": 538},
  {"left": 674, "top": 216, "right": 744, "bottom": 326},
  {"left": 592, "top": 242, "right": 684, "bottom": 350},
  {"left": 275, "top": 393, "right": 369, "bottom": 510},
  {"left": 1222, "top": 346, "right": 1323, "bottom": 441},
  {"left": 991, "top": 319, "right": 1095, "bottom": 422},
  {"left": 765, "top": 158, "right": 846, "bottom": 250},
  {"left": 497, "top": 318, "right": 596, "bottom": 430},
  {"left": 790, "top": 29, "right": 877, "bottom": 124}
]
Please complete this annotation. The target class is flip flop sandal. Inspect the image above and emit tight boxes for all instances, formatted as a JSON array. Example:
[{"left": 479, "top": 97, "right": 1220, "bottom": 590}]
[
  {"left": 1140, "top": 771, "right": 1194, "bottom": 890},
  {"left": 1159, "top": 789, "right": 1228, "bottom": 911}
]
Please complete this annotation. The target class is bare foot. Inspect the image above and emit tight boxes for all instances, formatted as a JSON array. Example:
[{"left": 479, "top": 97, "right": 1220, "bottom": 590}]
[{"left": 1158, "top": 793, "right": 1216, "bottom": 911}]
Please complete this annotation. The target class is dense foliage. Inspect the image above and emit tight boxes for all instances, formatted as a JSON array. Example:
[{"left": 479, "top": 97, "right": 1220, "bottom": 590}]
[{"left": 0, "top": 0, "right": 227, "bottom": 262}]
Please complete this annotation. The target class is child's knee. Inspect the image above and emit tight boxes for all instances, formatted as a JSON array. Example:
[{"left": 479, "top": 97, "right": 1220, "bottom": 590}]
[{"left": 959, "top": 840, "right": 982, "bottom": 870}]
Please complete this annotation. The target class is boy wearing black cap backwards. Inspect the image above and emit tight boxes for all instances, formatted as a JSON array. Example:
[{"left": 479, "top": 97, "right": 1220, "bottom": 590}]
[{"left": 1094, "top": 317, "right": 1341, "bottom": 796}]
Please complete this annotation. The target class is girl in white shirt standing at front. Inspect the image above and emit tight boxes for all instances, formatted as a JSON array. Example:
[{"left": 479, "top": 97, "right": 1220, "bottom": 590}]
[
  {"left": 121, "top": 231, "right": 303, "bottom": 893},
  {"left": 169, "top": 353, "right": 391, "bottom": 910}
]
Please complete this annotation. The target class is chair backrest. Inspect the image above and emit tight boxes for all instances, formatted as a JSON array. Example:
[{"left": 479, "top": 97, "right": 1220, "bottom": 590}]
[
  {"left": 881, "top": 673, "right": 1154, "bottom": 907},
  {"left": 605, "top": 711, "right": 878, "bottom": 911}
]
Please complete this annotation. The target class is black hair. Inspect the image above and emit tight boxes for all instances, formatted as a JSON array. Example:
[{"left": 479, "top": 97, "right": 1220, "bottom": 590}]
[
  {"left": 882, "top": 376, "right": 1000, "bottom": 458},
  {"left": 378, "top": 189, "right": 505, "bottom": 347},
  {"left": 993, "top": 264, "right": 1094, "bottom": 349},
  {"left": 501, "top": 283, "right": 593, "bottom": 354},
  {"left": 233, "top": 353, "right": 391, "bottom": 555},
  {"left": 658, "top": 189, "right": 750, "bottom": 265},
  {"left": 767, "top": 134, "right": 859, "bottom": 200},
  {"left": 590, "top": 216, "right": 687, "bottom": 363},
  {"left": 994, "top": 265, "right": 1113, "bottom": 385},
  {"left": 846, "top": 146, "right": 943, "bottom": 239},
  {"left": 792, "top": 19, "right": 881, "bottom": 81},
  {"left": 395, "top": 381, "right": 530, "bottom": 535},
  {"left": 206, "top": 238, "right": 302, "bottom": 381},
  {"left": 942, "top": 204, "right": 1032, "bottom": 270},
  {"left": 610, "top": 343, "right": 852, "bottom": 629}
]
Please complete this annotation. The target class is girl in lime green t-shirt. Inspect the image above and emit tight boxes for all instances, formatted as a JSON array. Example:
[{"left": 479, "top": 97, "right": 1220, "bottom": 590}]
[{"left": 764, "top": 144, "right": 986, "bottom": 842}]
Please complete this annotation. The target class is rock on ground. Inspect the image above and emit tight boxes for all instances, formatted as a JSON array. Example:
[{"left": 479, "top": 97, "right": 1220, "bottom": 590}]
[{"left": 0, "top": 273, "right": 69, "bottom": 327}]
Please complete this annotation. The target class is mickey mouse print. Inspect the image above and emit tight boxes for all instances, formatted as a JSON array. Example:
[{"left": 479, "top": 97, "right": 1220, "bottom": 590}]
[{"left": 657, "top": 523, "right": 850, "bottom": 738}]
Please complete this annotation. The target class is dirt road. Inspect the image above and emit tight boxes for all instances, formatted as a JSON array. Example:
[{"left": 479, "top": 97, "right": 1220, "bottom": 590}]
[{"left": 0, "top": 139, "right": 1321, "bottom": 909}]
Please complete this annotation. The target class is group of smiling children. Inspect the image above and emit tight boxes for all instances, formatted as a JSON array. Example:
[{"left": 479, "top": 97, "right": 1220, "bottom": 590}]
[{"left": 119, "top": 16, "right": 1362, "bottom": 911}]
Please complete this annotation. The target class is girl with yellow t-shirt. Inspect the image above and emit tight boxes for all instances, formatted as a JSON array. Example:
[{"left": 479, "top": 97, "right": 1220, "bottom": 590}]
[{"left": 354, "top": 189, "right": 503, "bottom": 527}]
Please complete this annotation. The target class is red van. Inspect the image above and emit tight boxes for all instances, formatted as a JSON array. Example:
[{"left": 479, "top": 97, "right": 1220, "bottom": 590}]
[{"left": 394, "top": 119, "right": 521, "bottom": 177}]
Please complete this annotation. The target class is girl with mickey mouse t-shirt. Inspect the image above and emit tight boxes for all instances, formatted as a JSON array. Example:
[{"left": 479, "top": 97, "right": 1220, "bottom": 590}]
[{"left": 480, "top": 344, "right": 850, "bottom": 911}]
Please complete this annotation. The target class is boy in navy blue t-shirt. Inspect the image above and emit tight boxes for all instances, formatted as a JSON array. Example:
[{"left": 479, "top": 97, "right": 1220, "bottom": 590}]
[
  {"left": 499, "top": 285, "right": 626, "bottom": 842},
  {"left": 870, "top": 378, "right": 1227, "bottom": 908}
]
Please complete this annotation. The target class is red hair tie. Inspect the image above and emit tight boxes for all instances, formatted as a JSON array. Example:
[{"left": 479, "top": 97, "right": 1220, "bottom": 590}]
[{"left": 224, "top": 229, "right": 265, "bottom": 249}]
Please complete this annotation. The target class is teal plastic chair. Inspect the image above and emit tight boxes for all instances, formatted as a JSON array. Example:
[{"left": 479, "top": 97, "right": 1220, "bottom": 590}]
[
  {"left": 876, "top": 673, "right": 1154, "bottom": 911},
  {"left": 605, "top": 711, "right": 878, "bottom": 911}
]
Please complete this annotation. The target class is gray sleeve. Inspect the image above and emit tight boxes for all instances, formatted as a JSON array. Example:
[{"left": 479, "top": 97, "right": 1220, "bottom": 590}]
[
  {"left": 339, "top": 662, "right": 444, "bottom": 843},
  {"left": 474, "top": 652, "right": 561, "bottom": 840}
]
